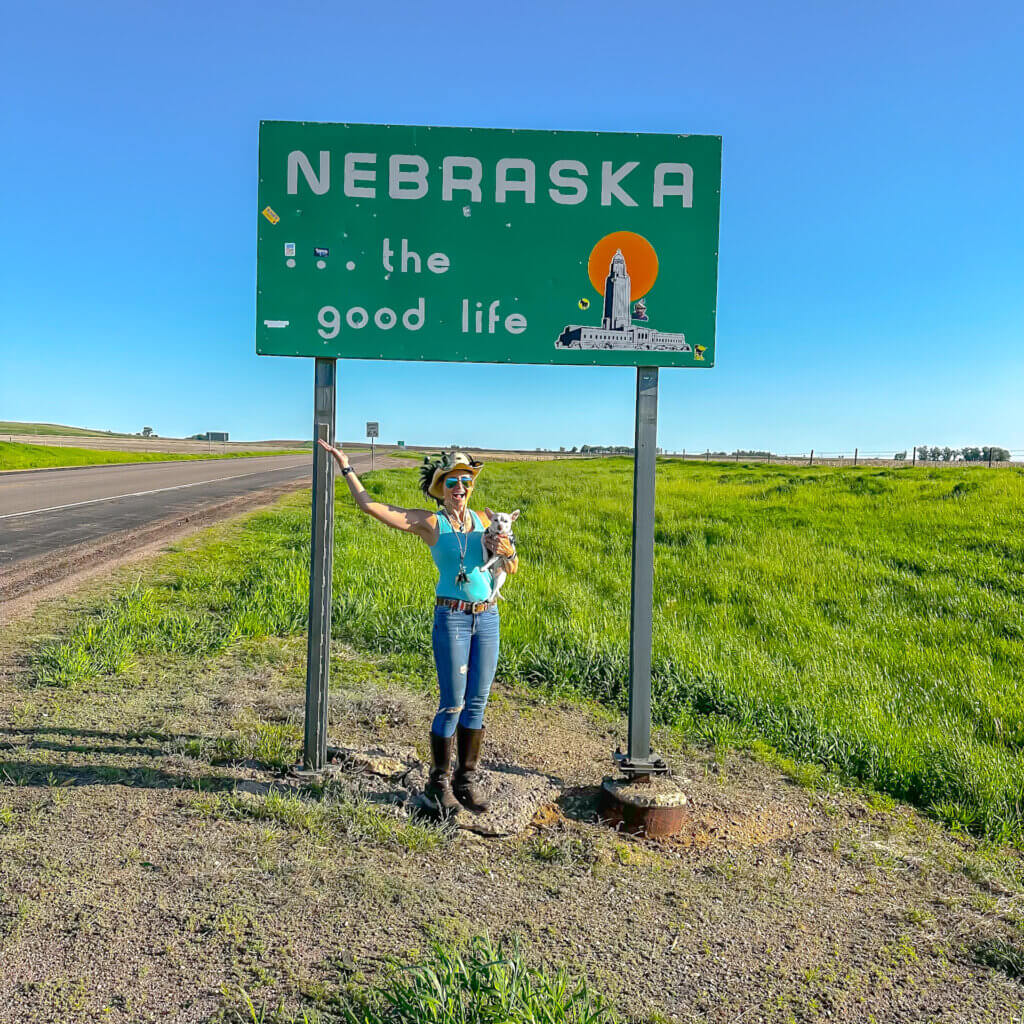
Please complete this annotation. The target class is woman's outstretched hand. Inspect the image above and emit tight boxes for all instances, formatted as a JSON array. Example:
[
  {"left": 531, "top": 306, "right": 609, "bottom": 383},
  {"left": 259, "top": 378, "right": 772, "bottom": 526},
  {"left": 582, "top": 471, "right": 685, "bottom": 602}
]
[{"left": 317, "top": 439, "right": 350, "bottom": 470}]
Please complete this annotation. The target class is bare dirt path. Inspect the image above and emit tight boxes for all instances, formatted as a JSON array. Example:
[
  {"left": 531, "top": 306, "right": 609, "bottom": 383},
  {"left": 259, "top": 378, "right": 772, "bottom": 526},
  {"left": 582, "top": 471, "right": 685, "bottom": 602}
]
[
  {"left": 1, "top": 573, "right": 1022, "bottom": 1021},
  {"left": 1, "top": 640, "right": 1022, "bottom": 1024},
  {"left": 2, "top": 493, "right": 1023, "bottom": 1022}
]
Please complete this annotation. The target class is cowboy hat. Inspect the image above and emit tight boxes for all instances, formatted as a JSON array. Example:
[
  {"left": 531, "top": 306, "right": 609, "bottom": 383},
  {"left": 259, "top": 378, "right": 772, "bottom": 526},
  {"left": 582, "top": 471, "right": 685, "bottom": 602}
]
[{"left": 419, "top": 451, "right": 484, "bottom": 501}]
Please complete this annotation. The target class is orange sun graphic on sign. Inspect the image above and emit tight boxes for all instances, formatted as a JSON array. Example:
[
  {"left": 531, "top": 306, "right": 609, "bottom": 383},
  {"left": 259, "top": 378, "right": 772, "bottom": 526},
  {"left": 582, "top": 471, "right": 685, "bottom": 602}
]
[{"left": 588, "top": 231, "right": 659, "bottom": 300}]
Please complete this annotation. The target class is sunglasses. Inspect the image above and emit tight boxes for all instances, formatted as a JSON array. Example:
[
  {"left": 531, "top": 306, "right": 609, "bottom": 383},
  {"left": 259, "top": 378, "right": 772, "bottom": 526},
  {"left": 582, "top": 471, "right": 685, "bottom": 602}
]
[{"left": 444, "top": 475, "right": 474, "bottom": 488}]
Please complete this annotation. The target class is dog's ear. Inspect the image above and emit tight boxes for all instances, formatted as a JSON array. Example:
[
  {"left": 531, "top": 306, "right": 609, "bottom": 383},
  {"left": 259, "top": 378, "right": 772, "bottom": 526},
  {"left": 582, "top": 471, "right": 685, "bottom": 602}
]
[
  {"left": 484, "top": 507, "right": 495, "bottom": 520},
  {"left": 510, "top": 509, "right": 520, "bottom": 521}
]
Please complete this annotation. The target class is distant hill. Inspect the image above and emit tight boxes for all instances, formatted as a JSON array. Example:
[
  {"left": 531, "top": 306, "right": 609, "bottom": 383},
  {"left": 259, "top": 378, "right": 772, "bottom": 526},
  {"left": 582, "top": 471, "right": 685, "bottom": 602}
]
[{"left": 0, "top": 421, "right": 132, "bottom": 437}]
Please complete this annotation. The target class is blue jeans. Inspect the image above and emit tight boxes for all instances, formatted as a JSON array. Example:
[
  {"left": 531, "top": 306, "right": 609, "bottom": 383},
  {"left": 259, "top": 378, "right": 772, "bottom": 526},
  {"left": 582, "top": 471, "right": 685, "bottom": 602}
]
[{"left": 431, "top": 606, "right": 500, "bottom": 738}]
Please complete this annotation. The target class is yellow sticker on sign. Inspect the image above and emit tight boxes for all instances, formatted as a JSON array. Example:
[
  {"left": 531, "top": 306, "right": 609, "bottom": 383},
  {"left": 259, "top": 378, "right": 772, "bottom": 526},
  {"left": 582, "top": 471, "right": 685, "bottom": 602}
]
[{"left": 262, "top": 206, "right": 280, "bottom": 225}]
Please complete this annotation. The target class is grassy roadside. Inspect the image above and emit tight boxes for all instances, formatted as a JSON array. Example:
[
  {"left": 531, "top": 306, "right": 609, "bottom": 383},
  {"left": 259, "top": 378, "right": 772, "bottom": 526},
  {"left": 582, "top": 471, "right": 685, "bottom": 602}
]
[
  {"left": 5, "top": 476, "right": 1024, "bottom": 1021},
  {"left": 22, "top": 458, "right": 1024, "bottom": 843},
  {"left": 0, "top": 420, "right": 131, "bottom": 437},
  {"left": 0, "top": 441, "right": 308, "bottom": 471}
]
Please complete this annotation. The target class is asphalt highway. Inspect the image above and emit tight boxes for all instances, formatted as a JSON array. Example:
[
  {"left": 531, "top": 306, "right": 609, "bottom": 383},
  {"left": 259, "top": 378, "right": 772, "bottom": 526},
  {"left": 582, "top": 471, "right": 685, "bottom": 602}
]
[{"left": 0, "top": 455, "right": 313, "bottom": 567}]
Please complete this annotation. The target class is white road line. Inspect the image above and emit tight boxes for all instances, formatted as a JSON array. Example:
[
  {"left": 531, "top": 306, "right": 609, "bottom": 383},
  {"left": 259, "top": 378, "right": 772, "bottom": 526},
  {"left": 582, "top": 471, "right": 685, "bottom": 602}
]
[{"left": 0, "top": 464, "right": 308, "bottom": 521}]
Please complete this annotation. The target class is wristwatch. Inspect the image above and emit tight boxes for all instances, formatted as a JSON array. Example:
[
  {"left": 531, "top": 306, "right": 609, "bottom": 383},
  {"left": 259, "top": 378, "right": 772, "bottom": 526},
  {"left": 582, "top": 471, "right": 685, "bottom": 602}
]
[{"left": 341, "top": 466, "right": 354, "bottom": 476}]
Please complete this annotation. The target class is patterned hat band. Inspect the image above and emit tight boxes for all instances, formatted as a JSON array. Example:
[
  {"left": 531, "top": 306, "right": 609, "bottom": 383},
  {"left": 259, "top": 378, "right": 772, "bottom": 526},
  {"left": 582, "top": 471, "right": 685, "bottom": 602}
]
[{"left": 419, "top": 451, "right": 484, "bottom": 500}]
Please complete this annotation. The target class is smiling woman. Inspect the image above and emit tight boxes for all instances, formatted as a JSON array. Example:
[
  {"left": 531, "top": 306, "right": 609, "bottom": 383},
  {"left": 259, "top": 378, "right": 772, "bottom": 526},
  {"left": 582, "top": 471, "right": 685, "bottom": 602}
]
[{"left": 318, "top": 441, "right": 518, "bottom": 817}]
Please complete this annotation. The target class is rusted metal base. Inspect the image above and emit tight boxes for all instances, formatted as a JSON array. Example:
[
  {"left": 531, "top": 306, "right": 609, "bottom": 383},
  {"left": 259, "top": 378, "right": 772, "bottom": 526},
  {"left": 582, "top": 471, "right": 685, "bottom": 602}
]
[
  {"left": 613, "top": 748, "right": 670, "bottom": 777},
  {"left": 599, "top": 775, "right": 688, "bottom": 838}
]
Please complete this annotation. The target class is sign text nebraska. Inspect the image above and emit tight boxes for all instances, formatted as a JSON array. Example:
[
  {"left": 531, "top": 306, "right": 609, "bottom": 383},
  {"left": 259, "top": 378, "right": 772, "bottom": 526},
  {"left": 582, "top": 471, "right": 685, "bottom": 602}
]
[{"left": 286, "top": 151, "right": 694, "bottom": 208}]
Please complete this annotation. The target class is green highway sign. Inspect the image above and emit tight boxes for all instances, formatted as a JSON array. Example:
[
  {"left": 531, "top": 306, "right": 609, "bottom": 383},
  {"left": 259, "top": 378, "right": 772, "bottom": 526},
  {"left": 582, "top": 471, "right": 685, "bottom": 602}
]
[{"left": 257, "top": 121, "right": 721, "bottom": 368}]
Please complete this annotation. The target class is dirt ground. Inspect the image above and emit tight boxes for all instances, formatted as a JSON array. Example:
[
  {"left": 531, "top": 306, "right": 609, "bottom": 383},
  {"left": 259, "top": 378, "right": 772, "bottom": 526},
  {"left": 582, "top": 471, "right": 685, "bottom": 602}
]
[{"left": 3, "top": 576, "right": 1024, "bottom": 1022}]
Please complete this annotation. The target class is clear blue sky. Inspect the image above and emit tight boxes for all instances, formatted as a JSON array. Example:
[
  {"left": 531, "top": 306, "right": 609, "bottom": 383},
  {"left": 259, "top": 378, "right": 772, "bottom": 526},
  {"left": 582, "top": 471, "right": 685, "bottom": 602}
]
[{"left": 2, "top": 0, "right": 1021, "bottom": 454}]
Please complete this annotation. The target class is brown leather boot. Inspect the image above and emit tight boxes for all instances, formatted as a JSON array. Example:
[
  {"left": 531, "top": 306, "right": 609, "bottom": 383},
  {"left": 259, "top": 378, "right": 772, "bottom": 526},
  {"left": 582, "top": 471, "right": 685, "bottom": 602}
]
[
  {"left": 453, "top": 725, "right": 489, "bottom": 813},
  {"left": 424, "top": 732, "right": 461, "bottom": 814}
]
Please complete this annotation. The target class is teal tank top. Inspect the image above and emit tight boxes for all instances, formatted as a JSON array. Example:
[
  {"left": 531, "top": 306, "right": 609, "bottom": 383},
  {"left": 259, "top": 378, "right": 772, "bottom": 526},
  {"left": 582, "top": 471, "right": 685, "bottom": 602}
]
[{"left": 431, "top": 510, "right": 492, "bottom": 603}]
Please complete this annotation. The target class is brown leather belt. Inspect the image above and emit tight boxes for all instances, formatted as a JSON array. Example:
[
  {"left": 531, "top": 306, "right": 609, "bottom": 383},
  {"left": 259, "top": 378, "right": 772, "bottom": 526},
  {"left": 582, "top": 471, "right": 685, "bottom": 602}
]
[{"left": 436, "top": 597, "right": 496, "bottom": 614}]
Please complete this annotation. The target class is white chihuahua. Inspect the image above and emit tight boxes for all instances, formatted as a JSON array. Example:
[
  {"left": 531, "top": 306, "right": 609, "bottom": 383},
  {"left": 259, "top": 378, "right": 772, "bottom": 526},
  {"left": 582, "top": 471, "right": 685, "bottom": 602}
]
[{"left": 480, "top": 507, "right": 520, "bottom": 602}]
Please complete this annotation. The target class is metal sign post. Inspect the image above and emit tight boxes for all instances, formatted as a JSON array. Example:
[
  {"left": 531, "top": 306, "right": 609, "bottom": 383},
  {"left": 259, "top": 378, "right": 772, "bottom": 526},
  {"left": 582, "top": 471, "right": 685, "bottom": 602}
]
[
  {"left": 366, "top": 421, "right": 379, "bottom": 472},
  {"left": 615, "top": 367, "right": 668, "bottom": 777},
  {"left": 303, "top": 357, "right": 336, "bottom": 771}
]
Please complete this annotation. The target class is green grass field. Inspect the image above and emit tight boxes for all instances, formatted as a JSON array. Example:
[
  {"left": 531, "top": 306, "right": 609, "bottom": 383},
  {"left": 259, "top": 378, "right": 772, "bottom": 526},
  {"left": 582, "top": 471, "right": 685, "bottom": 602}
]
[
  {"left": 30, "top": 459, "right": 1024, "bottom": 841},
  {"left": 0, "top": 420, "right": 130, "bottom": 437},
  {"left": 0, "top": 441, "right": 306, "bottom": 471}
]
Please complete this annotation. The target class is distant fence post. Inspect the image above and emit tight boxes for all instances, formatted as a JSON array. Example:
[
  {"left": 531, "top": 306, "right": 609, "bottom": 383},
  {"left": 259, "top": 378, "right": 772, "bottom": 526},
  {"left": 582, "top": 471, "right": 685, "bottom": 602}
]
[
  {"left": 735, "top": 450, "right": 739, "bottom": 461},
  {"left": 853, "top": 447, "right": 858, "bottom": 467},
  {"left": 682, "top": 448, "right": 685, "bottom": 461},
  {"left": 767, "top": 450, "right": 771, "bottom": 464},
  {"left": 988, "top": 446, "right": 993, "bottom": 468},
  {"left": 808, "top": 449, "right": 814, "bottom": 467},
  {"left": 705, "top": 448, "right": 709, "bottom": 462},
  {"left": 912, "top": 446, "right": 916, "bottom": 467}
]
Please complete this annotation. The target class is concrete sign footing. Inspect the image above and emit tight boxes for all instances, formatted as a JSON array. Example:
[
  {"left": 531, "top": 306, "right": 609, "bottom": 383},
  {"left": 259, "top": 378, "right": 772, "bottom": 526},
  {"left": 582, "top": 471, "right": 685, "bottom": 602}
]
[{"left": 599, "top": 774, "right": 688, "bottom": 838}]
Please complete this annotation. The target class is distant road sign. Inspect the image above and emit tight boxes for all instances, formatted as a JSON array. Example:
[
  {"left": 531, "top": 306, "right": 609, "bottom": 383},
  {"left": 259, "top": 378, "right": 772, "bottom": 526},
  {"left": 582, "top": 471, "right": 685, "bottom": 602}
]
[
  {"left": 366, "top": 421, "right": 379, "bottom": 438},
  {"left": 397, "top": 440, "right": 405, "bottom": 447},
  {"left": 256, "top": 121, "right": 721, "bottom": 368}
]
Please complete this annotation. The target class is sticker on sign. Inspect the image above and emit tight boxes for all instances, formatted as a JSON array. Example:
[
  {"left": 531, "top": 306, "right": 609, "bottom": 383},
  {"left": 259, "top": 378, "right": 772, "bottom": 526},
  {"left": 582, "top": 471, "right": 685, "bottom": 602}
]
[{"left": 256, "top": 121, "right": 721, "bottom": 368}]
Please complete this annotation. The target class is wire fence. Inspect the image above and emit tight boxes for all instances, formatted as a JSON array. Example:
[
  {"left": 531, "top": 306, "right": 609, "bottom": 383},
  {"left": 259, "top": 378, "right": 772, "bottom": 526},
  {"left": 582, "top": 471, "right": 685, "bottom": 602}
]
[
  {"left": 657, "top": 448, "right": 1024, "bottom": 468},
  {"left": 6, "top": 433, "right": 1022, "bottom": 468}
]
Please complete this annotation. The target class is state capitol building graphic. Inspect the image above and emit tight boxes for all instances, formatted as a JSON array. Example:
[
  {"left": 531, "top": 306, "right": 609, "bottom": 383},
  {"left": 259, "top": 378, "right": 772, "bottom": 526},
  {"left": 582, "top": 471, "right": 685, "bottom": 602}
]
[{"left": 556, "top": 250, "right": 691, "bottom": 353}]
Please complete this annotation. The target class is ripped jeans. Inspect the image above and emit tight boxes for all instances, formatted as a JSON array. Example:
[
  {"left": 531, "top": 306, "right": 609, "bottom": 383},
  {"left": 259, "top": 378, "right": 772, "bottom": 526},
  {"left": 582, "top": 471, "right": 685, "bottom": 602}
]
[{"left": 430, "top": 606, "right": 500, "bottom": 738}]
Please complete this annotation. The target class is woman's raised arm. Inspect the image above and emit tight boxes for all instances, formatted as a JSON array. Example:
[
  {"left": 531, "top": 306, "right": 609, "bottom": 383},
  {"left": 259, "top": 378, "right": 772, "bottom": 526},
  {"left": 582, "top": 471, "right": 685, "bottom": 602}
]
[{"left": 318, "top": 440, "right": 435, "bottom": 539}]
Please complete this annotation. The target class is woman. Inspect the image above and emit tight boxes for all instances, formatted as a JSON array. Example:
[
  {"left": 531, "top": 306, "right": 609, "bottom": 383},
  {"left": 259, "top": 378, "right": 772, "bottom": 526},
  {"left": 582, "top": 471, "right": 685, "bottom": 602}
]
[{"left": 318, "top": 441, "right": 517, "bottom": 815}]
